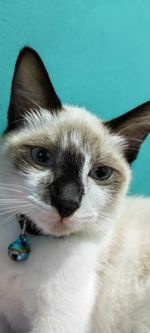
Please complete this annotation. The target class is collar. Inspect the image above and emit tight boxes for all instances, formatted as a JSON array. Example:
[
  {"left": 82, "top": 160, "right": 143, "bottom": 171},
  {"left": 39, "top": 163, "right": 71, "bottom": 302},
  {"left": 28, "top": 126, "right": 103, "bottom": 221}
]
[{"left": 17, "top": 214, "right": 43, "bottom": 236}]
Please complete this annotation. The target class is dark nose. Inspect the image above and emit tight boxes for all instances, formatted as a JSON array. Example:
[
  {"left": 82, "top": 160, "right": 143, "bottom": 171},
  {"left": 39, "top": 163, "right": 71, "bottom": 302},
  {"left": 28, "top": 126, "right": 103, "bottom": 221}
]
[
  {"left": 53, "top": 198, "right": 80, "bottom": 217},
  {"left": 51, "top": 182, "right": 83, "bottom": 218}
]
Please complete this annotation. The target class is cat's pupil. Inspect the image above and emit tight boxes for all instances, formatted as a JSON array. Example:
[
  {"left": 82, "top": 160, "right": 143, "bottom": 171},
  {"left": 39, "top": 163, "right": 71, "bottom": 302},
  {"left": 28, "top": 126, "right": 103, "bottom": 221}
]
[
  {"left": 38, "top": 150, "right": 49, "bottom": 162},
  {"left": 89, "top": 166, "right": 113, "bottom": 181},
  {"left": 96, "top": 167, "right": 107, "bottom": 177},
  {"left": 31, "top": 147, "right": 51, "bottom": 166}
]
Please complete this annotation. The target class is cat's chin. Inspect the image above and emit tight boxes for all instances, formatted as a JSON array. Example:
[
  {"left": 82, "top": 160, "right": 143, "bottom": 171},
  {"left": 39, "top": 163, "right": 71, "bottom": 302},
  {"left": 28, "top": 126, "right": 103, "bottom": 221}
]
[
  {"left": 27, "top": 214, "right": 78, "bottom": 237},
  {"left": 25, "top": 206, "right": 80, "bottom": 237},
  {"left": 44, "top": 217, "right": 78, "bottom": 237}
]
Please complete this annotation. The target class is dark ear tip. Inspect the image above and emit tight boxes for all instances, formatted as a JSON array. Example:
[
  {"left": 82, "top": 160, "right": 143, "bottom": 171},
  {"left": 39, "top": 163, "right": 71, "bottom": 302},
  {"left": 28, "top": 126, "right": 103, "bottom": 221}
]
[
  {"left": 17, "top": 46, "right": 40, "bottom": 61},
  {"left": 144, "top": 100, "right": 150, "bottom": 107}
]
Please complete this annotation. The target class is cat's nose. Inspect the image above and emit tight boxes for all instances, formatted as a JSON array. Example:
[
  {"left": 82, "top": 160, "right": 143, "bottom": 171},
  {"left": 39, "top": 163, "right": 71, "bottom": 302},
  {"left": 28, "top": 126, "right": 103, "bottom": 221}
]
[
  {"left": 51, "top": 182, "right": 83, "bottom": 218},
  {"left": 52, "top": 198, "right": 80, "bottom": 218}
]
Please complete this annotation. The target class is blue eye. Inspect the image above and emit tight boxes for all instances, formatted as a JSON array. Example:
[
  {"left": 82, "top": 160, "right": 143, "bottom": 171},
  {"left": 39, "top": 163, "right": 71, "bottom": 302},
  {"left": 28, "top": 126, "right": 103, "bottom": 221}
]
[
  {"left": 31, "top": 147, "right": 52, "bottom": 167},
  {"left": 89, "top": 166, "right": 113, "bottom": 181}
]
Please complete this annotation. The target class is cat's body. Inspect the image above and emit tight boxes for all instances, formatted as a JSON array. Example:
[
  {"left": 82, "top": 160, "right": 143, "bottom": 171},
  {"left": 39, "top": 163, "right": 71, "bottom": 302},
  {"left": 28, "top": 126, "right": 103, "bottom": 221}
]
[
  {"left": 93, "top": 197, "right": 150, "bottom": 333},
  {"left": 0, "top": 47, "right": 150, "bottom": 332},
  {"left": 0, "top": 197, "right": 150, "bottom": 333}
]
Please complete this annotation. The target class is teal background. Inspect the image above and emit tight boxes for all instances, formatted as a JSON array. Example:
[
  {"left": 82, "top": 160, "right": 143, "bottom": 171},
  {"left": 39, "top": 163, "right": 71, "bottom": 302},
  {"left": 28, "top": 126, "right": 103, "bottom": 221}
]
[{"left": 0, "top": 1, "right": 150, "bottom": 195}]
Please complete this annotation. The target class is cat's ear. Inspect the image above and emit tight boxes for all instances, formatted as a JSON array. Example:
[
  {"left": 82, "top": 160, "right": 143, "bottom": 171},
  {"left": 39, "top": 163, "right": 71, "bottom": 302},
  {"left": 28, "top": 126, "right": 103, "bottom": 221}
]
[
  {"left": 6, "top": 47, "right": 62, "bottom": 131},
  {"left": 105, "top": 102, "right": 150, "bottom": 163}
]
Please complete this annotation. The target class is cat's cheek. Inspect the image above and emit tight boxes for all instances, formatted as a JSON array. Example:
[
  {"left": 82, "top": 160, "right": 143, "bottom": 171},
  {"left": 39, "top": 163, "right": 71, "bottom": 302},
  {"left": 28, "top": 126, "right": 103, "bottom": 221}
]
[
  {"left": 76, "top": 181, "right": 115, "bottom": 231},
  {"left": 86, "top": 179, "right": 111, "bottom": 208}
]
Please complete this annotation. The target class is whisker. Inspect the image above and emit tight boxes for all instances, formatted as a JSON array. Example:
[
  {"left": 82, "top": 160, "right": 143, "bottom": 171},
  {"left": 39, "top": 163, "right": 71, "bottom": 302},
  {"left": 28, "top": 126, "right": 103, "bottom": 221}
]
[
  {"left": 0, "top": 202, "right": 29, "bottom": 206},
  {"left": 0, "top": 194, "right": 24, "bottom": 200},
  {"left": 0, "top": 183, "right": 31, "bottom": 191},
  {"left": 0, "top": 214, "right": 17, "bottom": 226},
  {"left": 0, "top": 199, "right": 27, "bottom": 202},
  {"left": 0, "top": 203, "right": 33, "bottom": 210},
  {"left": 0, "top": 207, "right": 33, "bottom": 226},
  {"left": 0, "top": 187, "right": 23, "bottom": 193},
  {"left": 0, "top": 204, "right": 33, "bottom": 217}
]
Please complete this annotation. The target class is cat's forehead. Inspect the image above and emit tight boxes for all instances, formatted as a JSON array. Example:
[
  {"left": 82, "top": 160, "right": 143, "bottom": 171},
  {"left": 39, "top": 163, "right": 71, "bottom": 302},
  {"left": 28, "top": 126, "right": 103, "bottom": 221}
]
[
  {"left": 6, "top": 106, "right": 125, "bottom": 163},
  {"left": 25, "top": 105, "right": 105, "bottom": 141}
]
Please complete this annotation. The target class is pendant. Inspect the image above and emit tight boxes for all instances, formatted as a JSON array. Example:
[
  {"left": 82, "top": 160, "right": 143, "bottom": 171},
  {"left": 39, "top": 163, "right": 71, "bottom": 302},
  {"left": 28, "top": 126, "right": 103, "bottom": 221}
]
[{"left": 8, "top": 234, "right": 30, "bottom": 262}]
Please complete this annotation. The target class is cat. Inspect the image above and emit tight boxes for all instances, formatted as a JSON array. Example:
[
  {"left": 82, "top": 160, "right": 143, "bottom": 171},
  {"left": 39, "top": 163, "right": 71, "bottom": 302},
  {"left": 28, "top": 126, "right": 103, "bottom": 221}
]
[{"left": 0, "top": 47, "right": 149, "bottom": 333}]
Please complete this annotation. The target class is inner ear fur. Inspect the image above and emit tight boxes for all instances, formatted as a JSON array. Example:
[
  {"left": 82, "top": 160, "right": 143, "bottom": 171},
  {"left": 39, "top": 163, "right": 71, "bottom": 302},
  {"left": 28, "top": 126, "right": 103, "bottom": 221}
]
[{"left": 105, "top": 101, "right": 150, "bottom": 163}]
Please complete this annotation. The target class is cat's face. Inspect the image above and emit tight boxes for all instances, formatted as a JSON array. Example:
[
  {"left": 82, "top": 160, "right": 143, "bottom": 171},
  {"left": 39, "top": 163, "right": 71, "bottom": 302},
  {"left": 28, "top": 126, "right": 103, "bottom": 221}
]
[
  {"left": 1, "top": 47, "right": 149, "bottom": 237},
  {"left": 1, "top": 106, "right": 130, "bottom": 237}
]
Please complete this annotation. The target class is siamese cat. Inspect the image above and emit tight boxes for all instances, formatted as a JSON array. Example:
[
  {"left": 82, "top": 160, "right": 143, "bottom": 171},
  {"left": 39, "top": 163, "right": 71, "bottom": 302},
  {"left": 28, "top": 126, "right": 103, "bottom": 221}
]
[{"left": 0, "top": 47, "right": 149, "bottom": 333}]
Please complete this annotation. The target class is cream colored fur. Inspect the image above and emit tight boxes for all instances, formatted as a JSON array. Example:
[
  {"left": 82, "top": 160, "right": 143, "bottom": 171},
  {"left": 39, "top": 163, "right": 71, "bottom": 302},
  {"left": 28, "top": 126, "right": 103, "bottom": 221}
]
[{"left": 0, "top": 105, "right": 149, "bottom": 333}]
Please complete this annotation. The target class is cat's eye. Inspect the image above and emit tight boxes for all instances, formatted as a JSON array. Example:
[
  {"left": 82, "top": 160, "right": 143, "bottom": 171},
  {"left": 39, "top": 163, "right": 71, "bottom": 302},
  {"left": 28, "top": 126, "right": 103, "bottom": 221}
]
[
  {"left": 31, "top": 147, "right": 52, "bottom": 167},
  {"left": 89, "top": 166, "right": 113, "bottom": 181}
]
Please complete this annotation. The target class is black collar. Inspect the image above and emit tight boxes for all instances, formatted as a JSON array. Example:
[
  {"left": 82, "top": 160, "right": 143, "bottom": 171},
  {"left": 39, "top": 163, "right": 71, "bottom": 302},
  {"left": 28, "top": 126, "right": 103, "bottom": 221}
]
[{"left": 17, "top": 214, "right": 43, "bottom": 236}]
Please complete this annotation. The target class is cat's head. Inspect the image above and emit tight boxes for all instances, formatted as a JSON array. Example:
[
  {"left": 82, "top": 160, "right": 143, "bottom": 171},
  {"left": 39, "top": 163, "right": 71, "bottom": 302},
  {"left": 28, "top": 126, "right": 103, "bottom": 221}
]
[{"left": 1, "top": 47, "right": 150, "bottom": 237}]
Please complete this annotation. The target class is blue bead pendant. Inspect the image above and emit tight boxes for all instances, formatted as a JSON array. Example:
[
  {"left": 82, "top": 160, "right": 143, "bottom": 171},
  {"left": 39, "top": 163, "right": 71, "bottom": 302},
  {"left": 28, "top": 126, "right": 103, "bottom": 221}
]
[{"left": 8, "top": 234, "right": 30, "bottom": 262}]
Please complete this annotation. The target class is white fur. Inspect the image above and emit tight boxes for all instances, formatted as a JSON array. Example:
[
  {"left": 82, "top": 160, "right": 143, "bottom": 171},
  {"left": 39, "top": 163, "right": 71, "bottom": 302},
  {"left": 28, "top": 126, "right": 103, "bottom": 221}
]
[
  {"left": 0, "top": 105, "right": 150, "bottom": 333},
  {"left": 0, "top": 218, "right": 99, "bottom": 333}
]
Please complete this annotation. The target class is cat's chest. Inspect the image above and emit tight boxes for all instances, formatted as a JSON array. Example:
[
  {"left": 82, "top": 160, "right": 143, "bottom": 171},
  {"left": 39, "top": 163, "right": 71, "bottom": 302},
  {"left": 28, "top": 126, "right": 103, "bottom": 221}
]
[
  {"left": 0, "top": 218, "right": 98, "bottom": 331},
  {"left": 93, "top": 237, "right": 150, "bottom": 333}
]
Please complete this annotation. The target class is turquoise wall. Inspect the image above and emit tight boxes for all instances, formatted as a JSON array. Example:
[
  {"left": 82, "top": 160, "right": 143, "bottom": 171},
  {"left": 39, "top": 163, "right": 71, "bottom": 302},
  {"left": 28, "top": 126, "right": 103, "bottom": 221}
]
[{"left": 0, "top": 0, "right": 150, "bottom": 195}]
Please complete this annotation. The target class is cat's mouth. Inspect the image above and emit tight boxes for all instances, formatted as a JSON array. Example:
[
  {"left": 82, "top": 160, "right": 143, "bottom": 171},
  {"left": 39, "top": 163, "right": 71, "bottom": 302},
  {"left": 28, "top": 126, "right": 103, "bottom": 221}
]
[
  {"left": 18, "top": 195, "right": 79, "bottom": 236},
  {"left": 48, "top": 216, "right": 75, "bottom": 236},
  {"left": 21, "top": 209, "right": 75, "bottom": 237}
]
